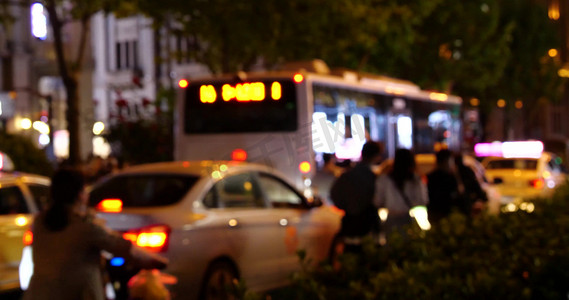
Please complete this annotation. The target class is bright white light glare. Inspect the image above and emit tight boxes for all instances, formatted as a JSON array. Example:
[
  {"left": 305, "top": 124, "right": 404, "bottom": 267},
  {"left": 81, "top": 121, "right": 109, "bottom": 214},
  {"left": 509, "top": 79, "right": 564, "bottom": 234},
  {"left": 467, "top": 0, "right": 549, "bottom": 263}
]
[
  {"left": 31, "top": 3, "right": 47, "bottom": 40},
  {"left": 547, "top": 181, "right": 555, "bottom": 189},
  {"left": 312, "top": 112, "right": 335, "bottom": 153},
  {"left": 33, "top": 121, "right": 50, "bottom": 134},
  {"left": 93, "top": 121, "right": 105, "bottom": 135},
  {"left": 53, "top": 130, "right": 69, "bottom": 158},
  {"left": 378, "top": 208, "right": 389, "bottom": 222},
  {"left": 0, "top": 102, "right": 2, "bottom": 116},
  {"left": 304, "top": 178, "right": 312, "bottom": 187},
  {"left": 20, "top": 118, "right": 32, "bottom": 130},
  {"left": 279, "top": 219, "right": 288, "bottom": 226},
  {"left": 409, "top": 206, "right": 431, "bottom": 230},
  {"left": 502, "top": 141, "right": 543, "bottom": 158},
  {"left": 19, "top": 246, "right": 33, "bottom": 290},
  {"left": 15, "top": 216, "right": 28, "bottom": 227},
  {"left": 92, "top": 136, "right": 111, "bottom": 158},
  {"left": 397, "top": 116, "right": 413, "bottom": 149},
  {"left": 38, "top": 134, "right": 50, "bottom": 146},
  {"left": 506, "top": 203, "right": 517, "bottom": 212}
]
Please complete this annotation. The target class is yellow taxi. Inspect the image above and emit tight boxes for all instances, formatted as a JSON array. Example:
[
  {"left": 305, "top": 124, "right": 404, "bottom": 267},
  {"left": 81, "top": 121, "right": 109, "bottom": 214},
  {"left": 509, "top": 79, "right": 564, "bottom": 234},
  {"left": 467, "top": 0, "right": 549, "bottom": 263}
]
[{"left": 0, "top": 170, "right": 49, "bottom": 294}]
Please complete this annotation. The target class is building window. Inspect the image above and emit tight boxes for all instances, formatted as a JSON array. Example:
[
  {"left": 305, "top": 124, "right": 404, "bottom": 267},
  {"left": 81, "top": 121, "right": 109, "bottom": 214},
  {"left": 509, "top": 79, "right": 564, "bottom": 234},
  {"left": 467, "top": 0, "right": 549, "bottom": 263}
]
[{"left": 115, "top": 40, "right": 138, "bottom": 70}]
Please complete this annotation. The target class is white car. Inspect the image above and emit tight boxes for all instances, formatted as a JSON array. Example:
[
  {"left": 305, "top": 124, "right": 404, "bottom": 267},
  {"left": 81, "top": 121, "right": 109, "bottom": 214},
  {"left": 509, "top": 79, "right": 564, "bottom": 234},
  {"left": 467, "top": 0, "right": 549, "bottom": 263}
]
[
  {"left": 87, "top": 161, "right": 341, "bottom": 300},
  {"left": 375, "top": 153, "right": 502, "bottom": 215},
  {"left": 482, "top": 152, "right": 567, "bottom": 212},
  {"left": 0, "top": 171, "right": 49, "bottom": 294}
]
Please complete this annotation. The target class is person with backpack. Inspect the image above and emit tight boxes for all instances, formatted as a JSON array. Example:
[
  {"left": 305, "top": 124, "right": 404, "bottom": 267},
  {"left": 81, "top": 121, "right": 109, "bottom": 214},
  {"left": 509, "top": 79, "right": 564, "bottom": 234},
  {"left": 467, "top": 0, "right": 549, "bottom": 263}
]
[{"left": 330, "top": 141, "right": 383, "bottom": 252}]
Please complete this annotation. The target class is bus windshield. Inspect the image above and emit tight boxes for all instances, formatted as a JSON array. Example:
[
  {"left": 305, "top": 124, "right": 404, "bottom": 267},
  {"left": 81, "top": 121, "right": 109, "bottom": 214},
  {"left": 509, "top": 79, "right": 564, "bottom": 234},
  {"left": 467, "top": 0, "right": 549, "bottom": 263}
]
[{"left": 184, "top": 79, "right": 298, "bottom": 133}]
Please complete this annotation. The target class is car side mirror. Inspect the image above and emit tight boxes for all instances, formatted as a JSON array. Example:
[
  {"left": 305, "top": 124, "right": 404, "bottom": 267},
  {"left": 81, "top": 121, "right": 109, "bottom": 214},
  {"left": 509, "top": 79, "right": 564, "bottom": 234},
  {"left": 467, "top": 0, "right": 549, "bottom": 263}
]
[
  {"left": 493, "top": 178, "right": 503, "bottom": 184},
  {"left": 307, "top": 195, "right": 324, "bottom": 208}
]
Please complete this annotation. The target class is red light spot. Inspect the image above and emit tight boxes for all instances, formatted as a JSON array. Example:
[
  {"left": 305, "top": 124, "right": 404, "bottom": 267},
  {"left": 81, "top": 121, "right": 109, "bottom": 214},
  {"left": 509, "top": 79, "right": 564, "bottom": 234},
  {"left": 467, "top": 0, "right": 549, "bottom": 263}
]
[
  {"left": 178, "top": 79, "right": 189, "bottom": 88},
  {"left": 97, "top": 199, "right": 123, "bottom": 213},
  {"left": 183, "top": 161, "right": 190, "bottom": 168},
  {"left": 530, "top": 178, "right": 544, "bottom": 189},
  {"left": 23, "top": 230, "right": 33, "bottom": 246},
  {"left": 232, "top": 149, "right": 248, "bottom": 161},
  {"left": 293, "top": 73, "right": 304, "bottom": 83},
  {"left": 299, "top": 161, "right": 311, "bottom": 173}
]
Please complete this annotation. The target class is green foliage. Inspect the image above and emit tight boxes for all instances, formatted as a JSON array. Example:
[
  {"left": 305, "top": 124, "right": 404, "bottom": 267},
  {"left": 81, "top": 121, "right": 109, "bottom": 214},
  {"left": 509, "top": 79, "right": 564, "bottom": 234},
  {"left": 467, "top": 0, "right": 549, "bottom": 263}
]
[
  {"left": 0, "top": 132, "right": 54, "bottom": 176},
  {"left": 285, "top": 186, "right": 569, "bottom": 300}
]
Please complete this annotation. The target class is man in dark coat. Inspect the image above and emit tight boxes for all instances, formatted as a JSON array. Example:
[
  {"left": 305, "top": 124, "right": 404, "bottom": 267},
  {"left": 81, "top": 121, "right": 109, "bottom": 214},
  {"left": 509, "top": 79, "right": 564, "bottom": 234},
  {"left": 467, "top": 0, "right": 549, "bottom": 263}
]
[
  {"left": 427, "top": 149, "right": 461, "bottom": 224},
  {"left": 330, "top": 141, "right": 383, "bottom": 250}
]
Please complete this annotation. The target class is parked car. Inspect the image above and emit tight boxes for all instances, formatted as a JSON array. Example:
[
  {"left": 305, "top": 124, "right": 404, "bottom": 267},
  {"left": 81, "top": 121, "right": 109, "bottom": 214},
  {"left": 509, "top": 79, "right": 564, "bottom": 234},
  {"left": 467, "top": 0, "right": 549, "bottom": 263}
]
[
  {"left": 375, "top": 153, "right": 502, "bottom": 215},
  {"left": 86, "top": 161, "right": 341, "bottom": 300},
  {"left": 0, "top": 171, "right": 49, "bottom": 294},
  {"left": 482, "top": 152, "right": 567, "bottom": 212}
]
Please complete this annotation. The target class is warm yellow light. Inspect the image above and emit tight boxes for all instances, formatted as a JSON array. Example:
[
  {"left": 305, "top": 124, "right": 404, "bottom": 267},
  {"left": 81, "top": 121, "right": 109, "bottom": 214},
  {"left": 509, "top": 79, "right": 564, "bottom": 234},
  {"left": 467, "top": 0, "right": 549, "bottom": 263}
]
[
  {"left": 33, "top": 121, "right": 50, "bottom": 134},
  {"left": 178, "top": 79, "right": 189, "bottom": 88},
  {"left": 385, "top": 86, "right": 405, "bottom": 95},
  {"left": 515, "top": 100, "right": 523, "bottom": 109},
  {"left": 20, "top": 118, "right": 32, "bottom": 130},
  {"left": 243, "top": 181, "right": 252, "bottom": 191},
  {"left": 92, "top": 121, "right": 105, "bottom": 135},
  {"left": 543, "top": 171, "right": 551, "bottom": 179},
  {"left": 211, "top": 170, "right": 221, "bottom": 179},
  {"left": 228, "top": 219, "right": 238, "bottom": 227},
  {"left": 271, "top": 82, "right": 282, "bottom": 100},
  {"left": 15, "top": 216, "right": 28, "bottom": 227},
  {"left": 429, "top": 92, "right": 448, "bottom": 102},
  {"left": 549, "top": 8, "right": 560, "bottom": 20},
  {"left": 549, "top": 49, "right": 558, "bottom": 57},
  {"left": 378, "top": 208, "right": 389, "bottom": 222},
  {"left": 558, "top": 69, "right": 569, "bottom": 78},
  {"left": 470, "top": 98, "right": 480, "bottom": 107},
  {"left": 200, "top": 85, "right": 217, "bottom": 103},
  {"left": 235, "top": 83, "right": 265, "bottom": 101},
  {"left": 222, "top": 84, "right": 235, "bottom": 101},
  {"left": 497, "top": 99, "right": 506, "bottom": 108}
]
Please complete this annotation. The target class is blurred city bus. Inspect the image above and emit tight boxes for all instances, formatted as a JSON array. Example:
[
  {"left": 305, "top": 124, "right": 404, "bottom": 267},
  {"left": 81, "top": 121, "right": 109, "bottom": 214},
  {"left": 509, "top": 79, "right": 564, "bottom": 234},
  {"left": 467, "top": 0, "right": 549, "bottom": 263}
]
[{"left": 175, "top": 60, "right": 462, "bottom": 196}]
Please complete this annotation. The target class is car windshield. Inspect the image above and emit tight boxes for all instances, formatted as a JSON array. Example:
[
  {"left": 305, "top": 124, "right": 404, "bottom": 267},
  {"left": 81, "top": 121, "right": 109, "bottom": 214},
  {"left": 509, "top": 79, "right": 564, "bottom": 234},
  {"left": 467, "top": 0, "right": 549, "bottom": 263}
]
[
  {"left": 89, "top": 174, "right": 199, "bottom": 207},
  {"left": 485, "top": 159, "right": 538, "bottom": 170}
]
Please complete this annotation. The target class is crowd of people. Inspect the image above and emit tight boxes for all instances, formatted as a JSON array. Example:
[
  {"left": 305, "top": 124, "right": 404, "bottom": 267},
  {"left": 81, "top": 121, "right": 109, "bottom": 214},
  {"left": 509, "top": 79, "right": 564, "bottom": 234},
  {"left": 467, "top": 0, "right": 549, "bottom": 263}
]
[{"left": 328, "top": 141, "right": 488, "bottom": 251}]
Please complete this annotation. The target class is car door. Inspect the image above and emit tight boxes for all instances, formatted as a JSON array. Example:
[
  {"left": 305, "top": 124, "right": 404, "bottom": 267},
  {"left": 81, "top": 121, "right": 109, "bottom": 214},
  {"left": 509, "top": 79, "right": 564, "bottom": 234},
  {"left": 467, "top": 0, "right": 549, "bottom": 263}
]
[
  {"left": 0, "top": 183, "right": 31, "bottom": 292},
  {"left": 255, "top": 172, "right": 335, "bottom": 278},
  {"left": 201, "top": 171, "right": 285, "bottom": 289}
]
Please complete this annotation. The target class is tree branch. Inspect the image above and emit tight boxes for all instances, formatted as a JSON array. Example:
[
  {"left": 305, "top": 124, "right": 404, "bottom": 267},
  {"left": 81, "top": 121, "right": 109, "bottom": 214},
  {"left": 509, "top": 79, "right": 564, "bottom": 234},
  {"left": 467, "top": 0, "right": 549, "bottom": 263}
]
[{"left": 45, "top": 0, "right": 70, "bottom": 81}]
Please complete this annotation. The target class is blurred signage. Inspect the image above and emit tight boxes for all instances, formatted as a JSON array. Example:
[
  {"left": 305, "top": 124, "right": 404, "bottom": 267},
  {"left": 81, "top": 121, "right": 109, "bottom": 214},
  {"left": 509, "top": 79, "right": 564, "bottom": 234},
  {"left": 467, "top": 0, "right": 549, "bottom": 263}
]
[
  {"left": 199, "top": 81, "right": 283, "bottom": 103},
  {"left": 0, "top": 93, "right": 15, "bottom": 119}
]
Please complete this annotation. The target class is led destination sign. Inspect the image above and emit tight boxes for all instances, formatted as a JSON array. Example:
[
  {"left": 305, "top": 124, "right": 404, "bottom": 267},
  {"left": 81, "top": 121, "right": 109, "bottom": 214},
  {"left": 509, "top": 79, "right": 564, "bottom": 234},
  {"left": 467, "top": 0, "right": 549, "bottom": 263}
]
[
  {"left": 186, "top": 79, "right": 297, "bottom": 133},
  {"left": 199, "top": 81, "right": 283, "bottom": 103}
]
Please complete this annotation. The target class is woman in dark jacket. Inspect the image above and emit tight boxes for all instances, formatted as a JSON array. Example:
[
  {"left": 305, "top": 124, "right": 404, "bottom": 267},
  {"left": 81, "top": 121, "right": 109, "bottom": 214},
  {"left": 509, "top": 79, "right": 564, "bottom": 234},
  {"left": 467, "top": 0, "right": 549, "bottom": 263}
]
[{"left": 23, "top": 168, "right": 167, "bottom": 300}]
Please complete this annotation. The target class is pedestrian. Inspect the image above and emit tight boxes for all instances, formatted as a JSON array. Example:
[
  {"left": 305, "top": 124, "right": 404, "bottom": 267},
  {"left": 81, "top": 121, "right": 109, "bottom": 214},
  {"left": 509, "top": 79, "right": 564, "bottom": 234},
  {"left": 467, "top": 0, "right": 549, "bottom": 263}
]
[
  {"left": 454, "top": 153, "right": 488, "bottom": 217},
  {"left": 23, "top": 167, "right": 168, "bottom": 300},
  {"left": 330, "top": 141, "right": 383, "bottom": 252},
  {"left": 311, "top": 153, "right": 344, "bottom": 205},
  {"left": 375, "top": 148, "right": 428, "bottom": 239},
  {"left": 426, "top": 149, "right": 461, "bottom": 224}
]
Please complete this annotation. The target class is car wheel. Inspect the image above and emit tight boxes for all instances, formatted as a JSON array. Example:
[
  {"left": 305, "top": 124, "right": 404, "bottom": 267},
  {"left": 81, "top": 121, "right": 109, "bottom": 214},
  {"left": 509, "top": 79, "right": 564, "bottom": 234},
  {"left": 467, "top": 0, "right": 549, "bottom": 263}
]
[{"left": 200, "top": 261, "right": 239, "bottom": 300}]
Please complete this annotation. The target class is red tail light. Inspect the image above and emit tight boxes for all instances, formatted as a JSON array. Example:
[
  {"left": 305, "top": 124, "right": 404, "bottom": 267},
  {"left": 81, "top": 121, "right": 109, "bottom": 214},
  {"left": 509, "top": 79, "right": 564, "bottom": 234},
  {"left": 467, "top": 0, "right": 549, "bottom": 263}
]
[
  {"left": 96, "top": 199, "right": 123, "bottom": 213},
  {"left": 231, "top": 149, "right": 247, "bottom": 161},
  {"left": 529, "top": 178, "right": 544, "bottom": 189},
  {"left": 23, "top": 230, "right": 33, "bottom": 246},
  {"left": 122, "top": 225, "right": 171, "bottom": 253}
]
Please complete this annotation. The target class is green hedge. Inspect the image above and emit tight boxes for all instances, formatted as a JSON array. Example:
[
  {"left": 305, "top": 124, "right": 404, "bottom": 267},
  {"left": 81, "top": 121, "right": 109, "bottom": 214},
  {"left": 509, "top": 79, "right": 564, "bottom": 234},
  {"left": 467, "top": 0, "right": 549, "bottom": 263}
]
[
  {"left": 285, "top": 183, "right": 569, "bottom": 300},
  {"left": 0, "top": 131, "right": 54, "bottom": 176}
]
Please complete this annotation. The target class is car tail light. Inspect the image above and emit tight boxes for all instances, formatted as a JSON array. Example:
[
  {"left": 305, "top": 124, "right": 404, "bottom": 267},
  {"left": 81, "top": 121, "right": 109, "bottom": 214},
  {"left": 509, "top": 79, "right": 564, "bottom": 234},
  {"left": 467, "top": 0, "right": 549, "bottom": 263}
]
[
  {"left": 529, "top": 178, "right": 544, "bottom": 189},
  {"left": 231, "top": 149, "right": 247, "bottom": 161},
  {"left": 23, "top": 230, "right": 33, "bottom": 246},
  {"left": 122, "top": 225, "right": 171, "bottom": 253},
  {"left": 96, "top": 199, "right": 123, "bottom": 213}
]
